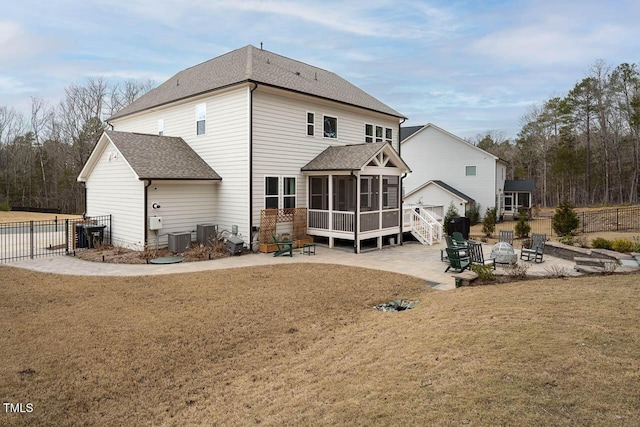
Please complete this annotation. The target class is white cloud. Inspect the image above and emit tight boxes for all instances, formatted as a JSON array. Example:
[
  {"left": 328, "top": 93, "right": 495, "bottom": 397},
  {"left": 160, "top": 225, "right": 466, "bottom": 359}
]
[{"left": 0, "top": 75, "right": 36, "bottom": 95}]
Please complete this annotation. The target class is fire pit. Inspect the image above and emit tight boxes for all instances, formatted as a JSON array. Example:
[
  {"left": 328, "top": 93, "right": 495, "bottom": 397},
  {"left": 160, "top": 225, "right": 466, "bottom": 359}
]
[{"left": 491, "top": 242, "right": 517, "bottom": 265}]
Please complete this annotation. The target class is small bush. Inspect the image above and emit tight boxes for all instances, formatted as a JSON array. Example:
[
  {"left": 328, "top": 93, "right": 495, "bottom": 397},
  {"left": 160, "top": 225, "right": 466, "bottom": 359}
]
[
  {"left": 0, "top": 196, "right": 10, "bottom": 212},
  {"left": 514, "top": 213, "right": 531, "bottom": 238},
  {"left": 558, "top": 235, "right": 575, "bottom": 246},
  {"left": 443, "top": 202, "right": 459, "bottom": 235},
  {"left": 590, "top": 237, "right": 612, "bottom": 250},
  {"left": 504, "top": 262, "right": 529, "bottom": 279},
  {"left": 470, "top": 264, "right": 496, "bottom": 282},
  {"left": 633, "top": 236, "right": 640, "bottom": 252},
  {"left": 481, "top": 207, "right": 497, "bottom": 237},
  {"left": 467, "top": 203, "right": 481, "bottom": 225},
  {"left": 611, "top": 239, "right": 635, "bottom": 253},
  {"left": 545, "top": 265, "right": 571, "bottom": 278},
  {"left": 552, "top": 201, "right": 579, "bottom": 236},
  {"left": 574, "top": 235, "right": 589, "bottom": 248}
]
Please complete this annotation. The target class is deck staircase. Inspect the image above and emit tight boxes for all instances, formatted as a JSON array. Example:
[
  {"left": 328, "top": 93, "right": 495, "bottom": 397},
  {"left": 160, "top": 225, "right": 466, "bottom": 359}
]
[{"left": 403, "top": 205, "right": 443, "bottom": 245}]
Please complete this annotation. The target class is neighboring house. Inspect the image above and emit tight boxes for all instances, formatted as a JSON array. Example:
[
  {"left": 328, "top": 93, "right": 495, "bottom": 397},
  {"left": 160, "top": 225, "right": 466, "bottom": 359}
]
[
  {"left": 78, "top": 45, "right": 409, "bottom": 253},
  {"left": 503, "top": 179, "right": 535, "bottom": 218},
  {"left": 400, "top": 123, "right": 510, "bottom": 218}
]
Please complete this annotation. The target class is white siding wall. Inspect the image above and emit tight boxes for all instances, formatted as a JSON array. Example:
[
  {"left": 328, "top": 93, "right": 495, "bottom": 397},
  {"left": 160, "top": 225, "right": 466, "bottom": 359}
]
[
  {"left": 85, "top": 141, "right": 144, "bottom": 248},
  {"left": 252, "top": 88, "right": 400, "bottom": 225},
  {"left": 146, "top": 181, "right": 218, "bottom": 248},
  {"left": 496, "top": 162, "right": 507, "bottom": 213},
  {"left": 402, "top": 126, "right": 497, "bottom": 215},
  {"left": 112, "top": 86, "right": 250, "bottom": 239}
]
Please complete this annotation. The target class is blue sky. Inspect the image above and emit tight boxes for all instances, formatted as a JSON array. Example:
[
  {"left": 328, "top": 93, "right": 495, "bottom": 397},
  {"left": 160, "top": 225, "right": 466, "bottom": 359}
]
[{"left": 2, "top": 0, "right": 639, "bottom": 139}]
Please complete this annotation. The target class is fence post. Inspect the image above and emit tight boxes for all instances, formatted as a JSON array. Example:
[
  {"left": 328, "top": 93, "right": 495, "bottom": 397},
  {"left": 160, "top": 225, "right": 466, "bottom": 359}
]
[
  {"left": 582, "top": 212, "right": 585, "bottom": 233},
  {"left": 65, "top": 219, "right": 69, "bottom": 254},
  {"left": 616, "top": 208, "right": 619, "bottom": 231},
  {"left": 30, "top": 220, "right": 34, "bottom": 259}
]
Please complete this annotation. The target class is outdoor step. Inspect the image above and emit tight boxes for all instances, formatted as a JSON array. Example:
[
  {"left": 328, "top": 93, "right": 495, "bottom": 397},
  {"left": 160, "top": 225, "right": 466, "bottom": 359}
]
[
  {"left": 574, "top": 265, "right": 607, "bottom": 274},
  {"left": 591, "top": 248, "right": 634, "bottom": 260},
  {"left": 452, "top": 271, "right": 479, "bottom": 287},
  {"left": 573, "top": 257, "right": 618, "bottom": 267}
]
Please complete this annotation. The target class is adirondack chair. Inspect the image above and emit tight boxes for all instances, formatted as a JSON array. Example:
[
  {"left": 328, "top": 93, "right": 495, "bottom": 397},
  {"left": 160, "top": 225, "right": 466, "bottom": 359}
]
[
  {"left": 468, "top": 241, "right": 495, "bottom": 269},
  {"left": 445, "top": 235, "right": 468, "bottom": 257},
  {"left": 445, "top": 247, "right": 471, "bottom": 273},
  {"left": 452, "top": 231, "right": 467, "bottom": 247},
  {"left": 520, "top": 233, "right": 546, "bottom": 263},
  {"left": 498, "top": 229, "right": 514, "bottom": 245},
  {"left": 271, "top": 233, "right": 293, "bottom": 257}
]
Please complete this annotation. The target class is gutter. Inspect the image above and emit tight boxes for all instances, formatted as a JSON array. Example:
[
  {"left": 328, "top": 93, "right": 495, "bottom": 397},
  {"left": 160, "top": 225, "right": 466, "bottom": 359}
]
[
  {"left": 249, "top": 83, "right": 258, "bottom": 248},
  {"left": 144, "top": 179, "right": 152, "bottom": 246},
  {"left": 398, "top": 118, "right": 406, "bottom": 245}
]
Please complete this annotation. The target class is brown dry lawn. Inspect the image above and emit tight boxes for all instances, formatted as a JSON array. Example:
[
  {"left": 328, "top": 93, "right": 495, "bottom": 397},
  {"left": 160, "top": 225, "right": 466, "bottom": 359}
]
[
  {"left": 0, "top": 211, "right": 82, "bottom": 223},
  {"left": 1, "top": 265, "right": 639, "bottom": 426}
]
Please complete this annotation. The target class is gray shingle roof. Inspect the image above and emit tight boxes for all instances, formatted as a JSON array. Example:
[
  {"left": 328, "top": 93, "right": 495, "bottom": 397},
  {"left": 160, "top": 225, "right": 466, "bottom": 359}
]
[
  {"left": 400, "top": 125, "right": 424, "bottom": 141},
  {"left": 106, "top": 130, "right": 221, "bottom": 180},
  {"left": 504, "top": 179, "right": 535, "bottom": 192},
  {"left": 302, "top": 141, "right": 400, "bottom": 171},
  {"left": 110, "top": 45, "right": 405, "bottom": 120}
]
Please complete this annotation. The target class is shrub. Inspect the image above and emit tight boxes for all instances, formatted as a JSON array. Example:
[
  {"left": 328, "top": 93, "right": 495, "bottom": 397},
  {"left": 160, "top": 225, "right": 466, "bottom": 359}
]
[
  {"left": 558, "top": 235, "right": 575, "bottom": 246},
  {"left": 544, "top": 265, "right": 571, "bottom": 278},
  {"left": 611, "top": 239, "right": 635, "bottom": 253},
  {"left": 466, "top": 203, "right": 481, "bottom": 225},
  {"left": 470, "top": 264, "right": 496, "bottom": 282},
  {"left": 574, "top": 235, "right": 589, "bottom": 248},
  {"left": 481, "top": 207, "right": 497, "bottom": 237},
  {"left": 0, "top": 196, "right": 10, "bottom": 212},
  {"left": 504, "top": 262, "right": 529, "bottom": 279},
  {"left": 443, "top": 202, "right": 459, "bottom": 235},
  {"left": 514, "top": 213, "right": 531, "bottom": 238},
  {"left": 633, "top": 236, "right": 640, "bottom": 253},
  {"left": 590, "top": 237, "right": 612, "bottom": 250},
  {"left": 552, "top": 201, "right": 579, "bottom": 236}
]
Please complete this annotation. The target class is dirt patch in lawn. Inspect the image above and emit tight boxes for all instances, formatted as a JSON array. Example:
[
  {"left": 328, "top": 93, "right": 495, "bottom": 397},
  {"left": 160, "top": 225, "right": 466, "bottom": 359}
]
[{"left": 1, "top": 265, "right": 639, "bottom": 426}]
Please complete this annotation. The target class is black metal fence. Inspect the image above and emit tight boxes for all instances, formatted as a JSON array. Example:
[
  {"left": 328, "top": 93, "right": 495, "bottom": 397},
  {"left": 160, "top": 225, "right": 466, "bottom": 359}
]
[
  {"left": 0, "top": 215, "right": 111, "bottom": 263},
  {"left": 579, "top": 206, "right": 640, "bottom": 233},
  {"left": 491, "top": 206, "right": 640, "bottom": 238}
]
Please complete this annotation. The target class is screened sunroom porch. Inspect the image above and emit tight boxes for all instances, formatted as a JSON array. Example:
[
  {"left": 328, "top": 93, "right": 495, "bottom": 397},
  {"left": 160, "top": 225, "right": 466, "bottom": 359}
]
[{"left": 301, "top": 141, "right": 410, "bottom": 253}]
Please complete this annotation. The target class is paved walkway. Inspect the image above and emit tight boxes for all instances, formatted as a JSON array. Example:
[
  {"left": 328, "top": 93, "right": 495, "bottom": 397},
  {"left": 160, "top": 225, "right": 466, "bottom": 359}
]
[{"left": 7, "top": 242, "right": 580, "bottom": 291}]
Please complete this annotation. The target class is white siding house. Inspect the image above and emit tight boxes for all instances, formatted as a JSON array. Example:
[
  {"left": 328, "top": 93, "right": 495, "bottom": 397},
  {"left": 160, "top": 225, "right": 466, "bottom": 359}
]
[
  {"left": 401, "top": 123, "right": 508, "bottom": 217},
  {"left": 79, "top": 45, "right": 408, "bottom": 253}
]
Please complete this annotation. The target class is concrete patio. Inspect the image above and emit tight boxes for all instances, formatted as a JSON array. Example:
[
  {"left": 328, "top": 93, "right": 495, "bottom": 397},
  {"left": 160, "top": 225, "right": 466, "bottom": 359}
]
[{"left": 7, "top": 241, "right": 582, "bottom": 291}]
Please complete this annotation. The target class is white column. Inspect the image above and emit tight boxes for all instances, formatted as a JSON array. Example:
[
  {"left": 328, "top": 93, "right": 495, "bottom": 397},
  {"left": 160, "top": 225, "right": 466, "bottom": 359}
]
[{"left": 328, "top": 174, "right": 333, "bottom": 248}]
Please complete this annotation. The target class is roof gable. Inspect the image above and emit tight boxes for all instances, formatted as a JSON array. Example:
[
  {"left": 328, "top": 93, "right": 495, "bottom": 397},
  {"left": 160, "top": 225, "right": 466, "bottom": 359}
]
[
  {"left": 405, "top": 180, "right": 475, "bottom": 203},
  {"left": 301, "top": 141, "right": 410, "bottom": 172},
  {"left": 400, "top": 123, "right": 498, "bottom": 161},
  {"left": 111, "top": 45, "right": 405, "bottom": 120},
  {"left": 78, "top": 131, "right": 221, "bottom": 182}
]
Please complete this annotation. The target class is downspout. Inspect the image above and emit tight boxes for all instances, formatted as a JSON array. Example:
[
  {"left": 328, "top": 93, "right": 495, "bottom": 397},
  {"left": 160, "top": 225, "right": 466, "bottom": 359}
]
[
  {"left": 249, "top": 82, "right": 258, "bottom": 250},
  {"left": 351, "top": 170, "right": 358, "bottom": 253},
  {"left": 398, "top": 118, "right": 406, "bottom": 245},
  {"left": 144, "top": 179, "right": 152, "bottom": 246}
]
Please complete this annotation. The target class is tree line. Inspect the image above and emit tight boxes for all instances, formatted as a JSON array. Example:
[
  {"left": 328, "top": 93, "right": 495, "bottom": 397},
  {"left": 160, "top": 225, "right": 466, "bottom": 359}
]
[
  {"left": 0, "top": 78, "right": 153, "bottom": 214},
  {"left": 475, "top": 60, "right": 640, "bottom": 208}
]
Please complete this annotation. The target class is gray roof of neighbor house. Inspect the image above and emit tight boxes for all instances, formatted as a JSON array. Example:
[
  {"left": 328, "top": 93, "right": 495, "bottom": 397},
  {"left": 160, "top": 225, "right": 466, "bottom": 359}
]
[
  {"left": 301, "top": 141, "right": 408, "bottom": 171},
  {"left": 106, "top": 130, "right": 221, "bottom": 180},
  {"left": 110, "top": 45, "right": 405, "bottom": 120},
  {"left": 400, "top": 125, "right": 424, "bottom": 141},
  {"left": 504, "top": 179, "right": 535, "bottom": 192},
  {"left": 431, "top": 180, "right": 475, "bottom": 202}
]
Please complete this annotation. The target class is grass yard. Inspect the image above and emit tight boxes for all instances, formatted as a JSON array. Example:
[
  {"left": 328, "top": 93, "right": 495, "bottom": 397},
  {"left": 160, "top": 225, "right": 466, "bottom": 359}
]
[
  {"left": 0, "top": 211, "right": 82, "bottom": 223},
  {"left": 1, "top": 264, "right": 639, "bottom": 426}
]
